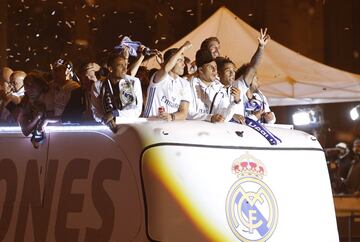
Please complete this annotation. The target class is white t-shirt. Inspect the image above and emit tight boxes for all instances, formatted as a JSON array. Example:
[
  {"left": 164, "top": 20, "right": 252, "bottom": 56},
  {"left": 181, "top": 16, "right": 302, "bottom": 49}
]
[
  {"left": 187, "top": 76, "right": 223, "bottom": 121},
  {"left": 234, "top": 77, "right": 275, "bottom": 123},
  {"left": 143, "top": 73, "right": 191, "bottom": 117},
  {"left": 211, "top": 86, "right": 244, "bottom": 121}
]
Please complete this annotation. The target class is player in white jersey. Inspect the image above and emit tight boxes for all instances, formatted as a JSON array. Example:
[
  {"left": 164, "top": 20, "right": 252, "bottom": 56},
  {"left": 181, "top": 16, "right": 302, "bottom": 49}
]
[
  {"left": 214, "top": 57, "right": 244, "bottom": 123},
  {"left": 143, "top": 41, "right": 192, "bottom": 121},
  {"left": 91, "top": 52, "right": 143, "bottom": 132},
  {"left": 187, "top": 49, "right": 224, "bottom": 122},
  {"left": 243, "top": 68, "right": 275, "bottom": 123},
  {"left": 234, "top": 28, "right": 275, "bottom": 124}
]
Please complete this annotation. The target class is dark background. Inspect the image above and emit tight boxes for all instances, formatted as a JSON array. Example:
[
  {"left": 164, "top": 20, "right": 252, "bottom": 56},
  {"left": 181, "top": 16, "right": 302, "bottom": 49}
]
[{"left": 0, "top": 0, "right": 359, "bottom": 148}]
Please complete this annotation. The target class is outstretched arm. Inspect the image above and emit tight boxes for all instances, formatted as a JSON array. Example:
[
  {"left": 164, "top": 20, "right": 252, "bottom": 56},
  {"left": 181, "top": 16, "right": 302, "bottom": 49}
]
[
  {"left": 128, "top": 45, "right": 145, "bottom": 77},
  {"left": 18, "top": 110, "right": 43, "bottom": 137},
  {"left": 249, "top": 28, "right": 270, "bottom": 69},
  {"left": 153, "top": 41, "right": 192, "bottom": 83}
]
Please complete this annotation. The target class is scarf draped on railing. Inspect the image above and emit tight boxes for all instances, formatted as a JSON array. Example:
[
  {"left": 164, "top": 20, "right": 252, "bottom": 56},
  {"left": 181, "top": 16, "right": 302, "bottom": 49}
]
[
  {"left": 101, "top": 79, "right": 120, "bottom": 117},
  {"left": 245, "top": 117, "right": 282, "bottom": 145}
]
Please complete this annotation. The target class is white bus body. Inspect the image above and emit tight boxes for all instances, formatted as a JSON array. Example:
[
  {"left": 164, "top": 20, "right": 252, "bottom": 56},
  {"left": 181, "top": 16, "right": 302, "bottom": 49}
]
[{"left": 0, "top": 121, "right": 338, "bottom": 242}]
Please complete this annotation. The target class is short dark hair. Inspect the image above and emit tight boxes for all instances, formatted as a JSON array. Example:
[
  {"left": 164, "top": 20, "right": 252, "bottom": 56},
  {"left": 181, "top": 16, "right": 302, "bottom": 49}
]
[
  {"left": 25, "top": 70, "right": 49, "bottom": 92},
  {"left": 195, "top": 49, "right": 214, "bottom": 68},
  {"left": 215, "top": 57, "right": 235, "bottom": 73},
  {"left": 107, "top": 52, "right": 126, "bottom": 67},
  {"left": 235, "top": 63, "right": 251, "bottom": 80},
  {"left": 200, "top": 37, "right": 220, "bottom": 50},
  {"left": 163, "top": 48, "right": 179, "bottom": 64}
]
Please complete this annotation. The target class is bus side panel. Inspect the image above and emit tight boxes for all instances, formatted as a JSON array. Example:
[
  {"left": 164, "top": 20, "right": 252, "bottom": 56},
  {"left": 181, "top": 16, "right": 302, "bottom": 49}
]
[
  {"left": 0, "top": 131, "right": 147, "bottom": 242},
  {"left": 0, "top": 135, "right": 49, "bottom": 241},
  {"left": 142, "top": 146, "right": 338, "bottom": 242}
]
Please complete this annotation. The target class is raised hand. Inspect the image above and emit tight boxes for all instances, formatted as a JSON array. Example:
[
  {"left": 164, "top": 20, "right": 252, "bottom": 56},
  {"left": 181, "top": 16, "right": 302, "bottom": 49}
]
[
  {"left": 182, "top": 41, "right": 192, "bottom": 51},
  {"left": 122, "top": 46, "right": 130, "bottom": 59},
  {"left": 158, "top": 111, "right": 172, "bottom": 121},
  {"left": 230, "top": 86, "right": 241, "bottom": 103},
  {"left": 211, "top": 114, "right": 225, "bottom": 123},
  {"left": 258, "top": 28, "right": 270, "bottom": 47},
  {"left": 232, "top": 114, "right": 246, "bottom": 124},
  {"left": 155, "top": 50, "right": 164, "bottom": 65}
]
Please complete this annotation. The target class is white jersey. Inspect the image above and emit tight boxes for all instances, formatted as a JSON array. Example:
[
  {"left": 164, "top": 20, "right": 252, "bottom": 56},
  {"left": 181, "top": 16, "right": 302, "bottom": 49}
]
[
  {"left": 234, "top": 77, "right": 275, "bottom": 123},
  {"left": 211, "top": 86, "right": 244, "bottom": 121},
  {"left": 234, "top": 77, "right": 249, "bottom": 103},
  {"left": 91, "top": 75, "right": 143, "bottom": 123},
  {"left": 143, "top": 73, "right": 191, "bottom": 117},
  {"left": 187, "top": 76, "right": 223, "bottom": 121}
]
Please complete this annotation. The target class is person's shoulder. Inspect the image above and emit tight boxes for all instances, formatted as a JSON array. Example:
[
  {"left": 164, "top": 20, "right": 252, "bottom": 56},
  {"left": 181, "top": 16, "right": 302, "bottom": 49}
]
[
  {"left": 63, "top": 80, "right": 80, "bottom": 91},
  {"left": 177, "top": 76, "right": 190, "bottom": 85},
  {"left": 124, "top": 74, "right": 141, "bottom": 83},
  {"left": 189, "top": 75, "right": 200, "bottom": 85},
  {"left": 234, "top": 77, "right": 246, "bottom": 86},
  {"left": 213, "top": 80, "right": 223, "bottom": 89}
]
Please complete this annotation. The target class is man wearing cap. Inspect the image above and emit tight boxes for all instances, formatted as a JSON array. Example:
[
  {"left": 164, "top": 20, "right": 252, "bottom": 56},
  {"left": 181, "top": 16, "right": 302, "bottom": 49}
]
[
  {"left": 51, "top": 59, "right": 84, "bottom": 123},
  {"left": 187, "top": 48, "right": 224, "bottom": 122},
  {"left": 143, "top": 41, "right": 192, "bottom": 121},
  {"left": 335, "top": 142, "right": 353, "bottom": 180}
]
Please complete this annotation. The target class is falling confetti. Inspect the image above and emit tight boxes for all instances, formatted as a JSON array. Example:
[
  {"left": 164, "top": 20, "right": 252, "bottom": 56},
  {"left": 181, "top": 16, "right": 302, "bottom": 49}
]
[{"left": 65, "top": 21, "right": 72, "bottom": 28}]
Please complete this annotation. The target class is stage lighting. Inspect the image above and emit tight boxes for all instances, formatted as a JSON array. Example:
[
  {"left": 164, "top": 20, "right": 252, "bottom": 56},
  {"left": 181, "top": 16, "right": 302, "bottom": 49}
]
[
  {"left": 292, "top": 109, "right": 322, "bottom": 126},
  {"left": 350, "top": 105, "right": 360, "bottom": 121},
  {"left": 292, "top": 110, "right": 312, "bottom": 125}
]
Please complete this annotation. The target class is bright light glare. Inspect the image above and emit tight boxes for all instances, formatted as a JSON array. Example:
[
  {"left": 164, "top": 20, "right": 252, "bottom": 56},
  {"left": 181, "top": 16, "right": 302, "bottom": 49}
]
[
  {"left": 350, "top": 106, "right": 359, "bottom": 121},
  {"left": 292, "top": 111, "right": 311, "bottom": 126}
]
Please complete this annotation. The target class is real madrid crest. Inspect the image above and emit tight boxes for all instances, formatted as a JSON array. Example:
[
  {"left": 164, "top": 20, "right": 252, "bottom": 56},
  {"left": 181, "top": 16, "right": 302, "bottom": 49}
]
[
  {"left": 226, "top": 152, "right": 278, "bottom": 242},
  {"left": 120, "top": 80, "right": 135, "bottom": 106}
]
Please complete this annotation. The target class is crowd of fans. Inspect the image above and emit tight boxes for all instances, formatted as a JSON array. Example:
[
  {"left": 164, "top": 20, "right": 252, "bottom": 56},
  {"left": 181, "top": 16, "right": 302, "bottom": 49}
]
[
  {"left": 0, "top": 29, "right": 276, "bottom": 148},
  {"left": 326, "top": 138, "right": 360, "bottom": 195}
]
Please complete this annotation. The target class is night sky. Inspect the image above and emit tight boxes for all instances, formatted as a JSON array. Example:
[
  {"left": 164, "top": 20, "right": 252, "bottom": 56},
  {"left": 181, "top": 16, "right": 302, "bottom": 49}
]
[{"left": 1, "top": 0, "right": 359, "bottom": 147}]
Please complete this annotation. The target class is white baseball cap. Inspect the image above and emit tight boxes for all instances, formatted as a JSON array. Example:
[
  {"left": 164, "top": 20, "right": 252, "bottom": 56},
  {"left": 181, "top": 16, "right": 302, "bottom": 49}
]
[{"left": 336, "top": 142, "right": 347, "bottom": 150}]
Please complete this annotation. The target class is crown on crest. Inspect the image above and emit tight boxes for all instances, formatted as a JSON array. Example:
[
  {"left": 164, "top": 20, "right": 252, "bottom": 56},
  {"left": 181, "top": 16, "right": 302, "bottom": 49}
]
[{"left": 231, "top": 152, "right": 267, "bottom": 179}]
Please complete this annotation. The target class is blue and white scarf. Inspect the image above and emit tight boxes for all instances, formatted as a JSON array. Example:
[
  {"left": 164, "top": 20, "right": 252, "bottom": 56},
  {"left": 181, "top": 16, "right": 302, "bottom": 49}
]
[
  {"left": 114, "top": 36, "right": 142, "bottom": 57},
  {"left": 245, "top": 117, "right": 282, "bottom": 145}
]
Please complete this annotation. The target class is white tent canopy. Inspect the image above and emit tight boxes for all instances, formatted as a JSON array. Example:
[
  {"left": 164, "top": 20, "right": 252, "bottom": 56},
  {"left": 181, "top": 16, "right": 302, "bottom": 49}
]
[{"left": 143, "top": 7, "right": 360, "bottom": 106}]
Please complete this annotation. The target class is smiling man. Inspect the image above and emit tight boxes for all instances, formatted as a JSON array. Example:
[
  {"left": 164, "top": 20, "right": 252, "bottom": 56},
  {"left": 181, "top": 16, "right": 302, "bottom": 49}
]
[
  {"left": 91, "top": 50, "right": 143, "bottom": 132},
  {"left": 187, "top": 48, "right": 224, "bottom": 122},
  {"left": 143, "top": 41, "right": 192, "bottom": 121}
]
